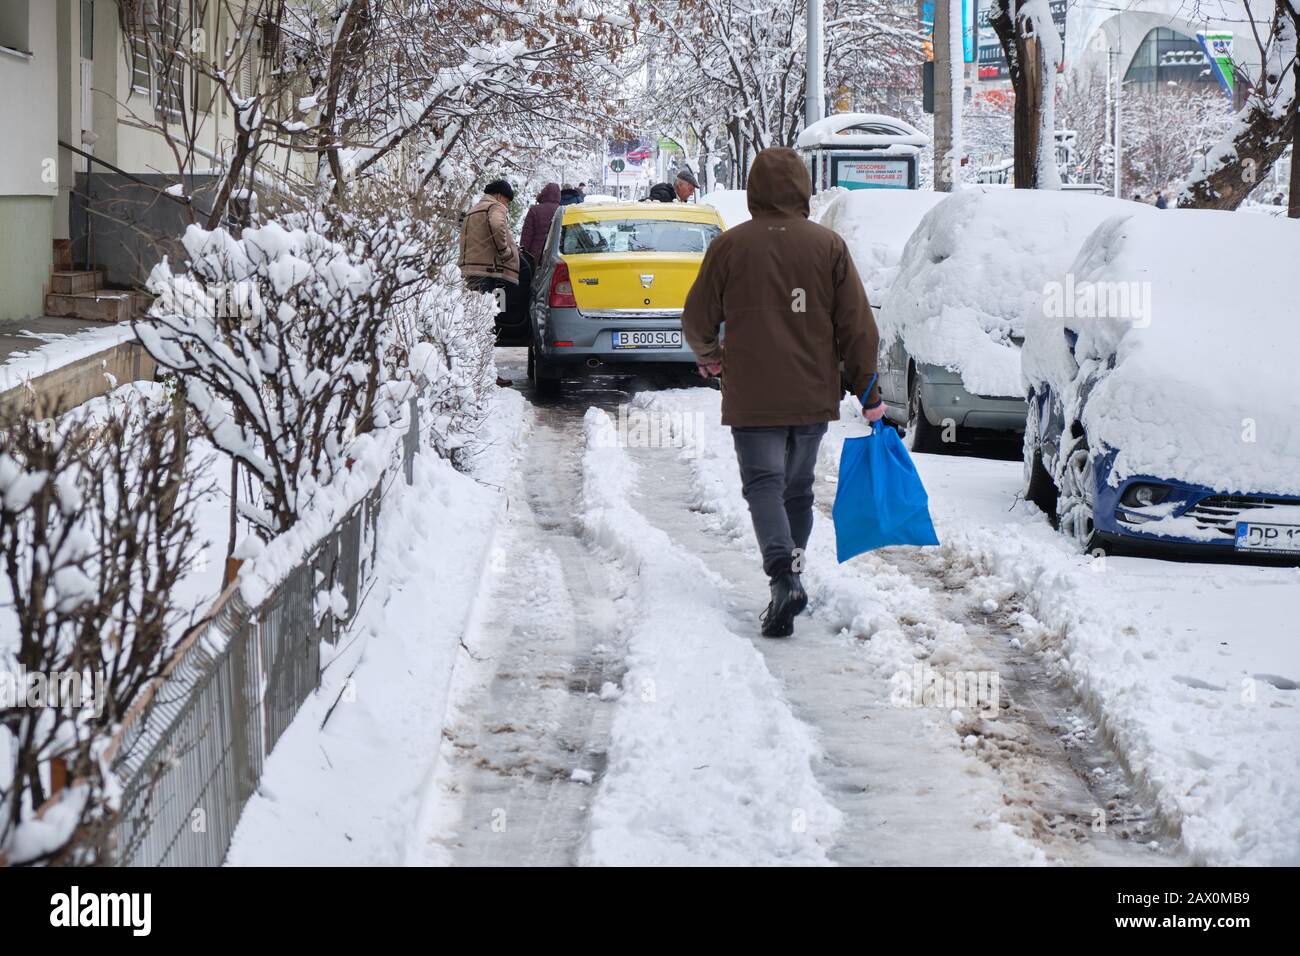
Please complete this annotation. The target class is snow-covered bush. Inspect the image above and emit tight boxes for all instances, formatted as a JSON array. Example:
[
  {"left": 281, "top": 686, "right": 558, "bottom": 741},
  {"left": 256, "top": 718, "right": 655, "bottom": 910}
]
[
  {"left": 395, "top": 266, "right": 498, "bottom": 469},
  {"left": 137, "top": 215, "right": 428, "bottom": 536},
  {"left": 0, "top": 400, "right": 203, "bottom": 865}
]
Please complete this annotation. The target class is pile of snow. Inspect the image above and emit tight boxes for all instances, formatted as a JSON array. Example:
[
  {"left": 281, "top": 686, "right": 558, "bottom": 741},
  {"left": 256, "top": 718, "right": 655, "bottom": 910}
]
[
  {"left": 886, "top": 188, "right": 1147, "bottom": 397},
  {"left": 1025, "top": 208, "right": 1300, "bottom": 495},
  {"left": 226, "top": 389, "right": 526, "bottom": 865},
  {"left": 0, "top": 323, "right": 136, "bottom": 394},
  {"left": 817, "top": 189, "right": 947, "bottom": 305},
  {"left": 582, "top": 193, "right": 620, "bottom": 204},
  {"left": 699, "top": 189, "right": 750, "bottom": 228},
  {"left": 579, "top": 407, "right": 840, "bottom": 865}
]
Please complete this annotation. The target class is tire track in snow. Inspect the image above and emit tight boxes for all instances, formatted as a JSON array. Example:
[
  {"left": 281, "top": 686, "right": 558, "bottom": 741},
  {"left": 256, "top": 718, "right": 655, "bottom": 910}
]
[
  {"left": 634, "top": 387, "right": 1177, "bottom": 864},
  {"left": 423, "top": 404, "right": 625, "bottom": 866}
]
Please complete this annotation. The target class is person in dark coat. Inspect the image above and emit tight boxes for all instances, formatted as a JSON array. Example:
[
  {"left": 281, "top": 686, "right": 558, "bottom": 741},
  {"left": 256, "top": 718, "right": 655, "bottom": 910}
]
[
  {"left": 682, "top": 147, "right": 882, "bottom": 638},
  {"left": 521, "top": 182, "right": 561, "bottom": 262},
  {"left": 647, "top": 183, "right": 676, "bottom": 202},
  {"left": 559, "top": 183, "right": 583, "bottom": 205}
]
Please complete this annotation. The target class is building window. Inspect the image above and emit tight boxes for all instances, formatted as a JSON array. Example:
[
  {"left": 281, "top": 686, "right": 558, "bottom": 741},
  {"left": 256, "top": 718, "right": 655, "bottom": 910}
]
[
  {"left": 1124, "top": 28, "right": 1217, "bottom": 94},
  {"left": 127, "top": 0, "right": 185, "bottom": 120},
  {"left": 0, "top": 0, "right": 31, "bottom": 55}
]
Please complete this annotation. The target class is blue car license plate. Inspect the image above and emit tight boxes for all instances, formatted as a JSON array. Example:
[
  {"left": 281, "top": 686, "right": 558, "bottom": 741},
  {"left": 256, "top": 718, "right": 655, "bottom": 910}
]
[
  {"left": 612, "top": 330, "right": 682, "bottom": 350},
  {"left": 1235, "top": 522, "right": 1300, "bottom": 555}
]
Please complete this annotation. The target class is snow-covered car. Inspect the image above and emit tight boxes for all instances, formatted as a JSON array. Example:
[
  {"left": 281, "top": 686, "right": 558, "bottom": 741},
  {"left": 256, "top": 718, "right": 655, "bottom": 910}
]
[
  {"left": 699, "top": 189, "right": 751, "bottom": 229},
  {"left": 1022, "top": 208, "right": 1300, "bottom": 561},
  {"left": 528, "top": 201, "right": 725, "bottom": 398},
  {"left": 882, "top": 188, "right": 1145, "bottom": 451}
]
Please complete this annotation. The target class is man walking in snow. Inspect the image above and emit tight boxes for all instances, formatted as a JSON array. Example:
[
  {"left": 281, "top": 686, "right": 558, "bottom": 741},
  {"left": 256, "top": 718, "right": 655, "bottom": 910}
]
[{"left": 683, "top": 147, "right": 884, "bottom": 638}]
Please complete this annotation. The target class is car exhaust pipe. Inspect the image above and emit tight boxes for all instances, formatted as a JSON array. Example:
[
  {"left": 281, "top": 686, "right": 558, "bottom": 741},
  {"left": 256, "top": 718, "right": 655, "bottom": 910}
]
[{"left": 586, "top": 357, "right": 601, "bottom": 369}]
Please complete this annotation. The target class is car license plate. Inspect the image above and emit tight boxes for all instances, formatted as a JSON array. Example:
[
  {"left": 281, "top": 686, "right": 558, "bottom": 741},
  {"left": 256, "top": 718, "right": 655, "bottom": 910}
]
[
  {"left": 1234, "top": 522, "right": 1300, "bottom": 555},
  {"left": 612, "top": 330, "right": 682, "bottom": 350}
]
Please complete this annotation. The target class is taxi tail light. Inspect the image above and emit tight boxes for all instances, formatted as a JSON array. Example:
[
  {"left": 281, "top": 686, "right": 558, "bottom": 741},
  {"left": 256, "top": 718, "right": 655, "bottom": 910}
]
[{"left": 549, "top": 262, "right": 577, "bottom": 308}]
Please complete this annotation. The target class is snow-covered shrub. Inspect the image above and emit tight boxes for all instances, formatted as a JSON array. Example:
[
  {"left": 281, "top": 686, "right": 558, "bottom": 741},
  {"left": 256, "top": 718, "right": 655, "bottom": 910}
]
[
  {"left": 393, "top": 264, "right": 498, "bottom": 468},
  {"left": 137, "top": 215, "right": 427, "bottom": 535},
  {"left": 0, "top": 400, "right": 203, "bottom": 865}
]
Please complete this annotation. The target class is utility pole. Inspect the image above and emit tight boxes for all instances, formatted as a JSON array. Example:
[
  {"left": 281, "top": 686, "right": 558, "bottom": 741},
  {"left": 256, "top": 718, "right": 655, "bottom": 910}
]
[
  {"left": 934, "top": 0, "right": 954, "bottom": 191},
  {"left": 1113, "top": 40, "right": 1123, "bottom": 199},
  {"left": 806, "top": 0, "right": 825, "bottom": 127}
]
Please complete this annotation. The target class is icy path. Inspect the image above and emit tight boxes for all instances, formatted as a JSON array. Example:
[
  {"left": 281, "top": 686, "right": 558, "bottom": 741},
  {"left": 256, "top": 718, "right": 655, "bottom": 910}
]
[
  {"left": 423, "top": 365, "right": 1186, "bottom": 865},
  {"left": 412, "top": 403, "right": 624, "bottom": 864},
  {"left": 621, "top": 421, "right": 1165, "bottom": 865}
]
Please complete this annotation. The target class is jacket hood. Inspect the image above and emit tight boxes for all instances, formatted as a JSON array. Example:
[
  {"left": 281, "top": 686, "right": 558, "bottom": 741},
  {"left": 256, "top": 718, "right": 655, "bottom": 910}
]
[
  {"left": 746, "top": 147, "right": 811, "bottom": 219},
  {"left": 538, "top": 182, "right": 561, "bottom": 204}
]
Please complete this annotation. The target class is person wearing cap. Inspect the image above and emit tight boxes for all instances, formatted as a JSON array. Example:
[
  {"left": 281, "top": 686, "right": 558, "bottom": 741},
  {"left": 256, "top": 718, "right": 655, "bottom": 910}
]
[
  {"left": 459, "top": 179, "right": 519, "bottom": 288},
  {"left": 458, "top": 179, "right": 519, "bottom": 387},
  {"left": 674, "top": 168, "right": 699, "bottom": 202}
]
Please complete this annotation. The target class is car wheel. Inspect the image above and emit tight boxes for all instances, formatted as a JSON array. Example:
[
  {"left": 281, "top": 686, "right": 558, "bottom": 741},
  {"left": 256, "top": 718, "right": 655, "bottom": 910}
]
[
  {"left": 1057, "top": 428, "right": 1100, "bottom": 553},
  {"left": 906, "top": 368, "right": 943, "bottom": 454},
  {"left": 1022, "top": 400, "right": 1058, "bottom": 520},
  {"left": 530, "top": 344, "right": 562, "bottom": 399}
]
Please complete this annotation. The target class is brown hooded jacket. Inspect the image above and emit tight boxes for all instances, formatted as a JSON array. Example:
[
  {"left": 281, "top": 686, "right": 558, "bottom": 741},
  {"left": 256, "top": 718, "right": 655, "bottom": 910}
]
[{"left": 682, "top": 147, "right": 880, "bottom": 427}]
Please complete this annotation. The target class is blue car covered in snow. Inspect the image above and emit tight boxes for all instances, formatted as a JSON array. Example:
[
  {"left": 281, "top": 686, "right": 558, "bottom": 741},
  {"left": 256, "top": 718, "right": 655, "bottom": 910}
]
[{"left": 1020, "top": 210, "right": 1300, "bottom": 562}]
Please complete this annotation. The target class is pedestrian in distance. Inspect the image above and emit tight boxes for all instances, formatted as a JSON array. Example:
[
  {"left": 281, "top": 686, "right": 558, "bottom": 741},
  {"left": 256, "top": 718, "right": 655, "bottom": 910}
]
[
  {"left": 458, "top": 178, "right": 519, "bottom": 388},
  {"left": 1155, "top": 192, "right": 1168, "bottom": 209},
  {"left": 682, "top": 147, "right": 884, "bottom": 638},
  {"left": 647, "top": 168, "right": 700, "bottom": 204},
  {"left": 521, "top": 182, "right": 561, "bottom": 264},
  {"left": 559, "top": 183, "right": 584, "bottom": 205}
]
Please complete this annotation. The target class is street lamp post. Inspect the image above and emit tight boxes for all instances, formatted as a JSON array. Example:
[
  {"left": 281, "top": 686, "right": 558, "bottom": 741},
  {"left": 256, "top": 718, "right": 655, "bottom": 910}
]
[{"left": 806, "top": 0, "right": 825, "bottom": 127}]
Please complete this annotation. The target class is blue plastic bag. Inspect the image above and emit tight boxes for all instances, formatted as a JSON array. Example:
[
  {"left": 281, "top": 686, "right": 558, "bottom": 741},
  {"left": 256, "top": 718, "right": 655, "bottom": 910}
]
[{"left": 832, "top": 419, "right": 940, "bottom": 562}]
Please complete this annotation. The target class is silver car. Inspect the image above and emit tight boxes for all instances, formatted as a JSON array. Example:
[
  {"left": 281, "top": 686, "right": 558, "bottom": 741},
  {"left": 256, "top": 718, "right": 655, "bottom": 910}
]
[{"left": 877, "top": 329, "right": 1028, "bottom": 452}]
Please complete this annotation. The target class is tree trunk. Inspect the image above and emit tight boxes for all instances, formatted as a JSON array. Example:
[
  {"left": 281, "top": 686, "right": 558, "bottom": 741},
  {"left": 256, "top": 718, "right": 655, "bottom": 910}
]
[
  {"left": 991, "top": 2, "right": 1044, "bottom": 189},
  {"left": 1291, "top": 71, "right": 1300, "bottom": 218},
  {"left": 1178, "top": 97, "right": 1296, "bottom": 209}
]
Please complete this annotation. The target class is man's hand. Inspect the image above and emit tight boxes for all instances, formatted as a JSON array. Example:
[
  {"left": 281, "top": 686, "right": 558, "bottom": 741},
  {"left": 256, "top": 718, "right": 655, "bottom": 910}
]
[
  {"left": 697, "top": 362, "right": 722, "bottom": 379},
  {"left": 862, "top": 401, "right": 886, "bottom": 423}
]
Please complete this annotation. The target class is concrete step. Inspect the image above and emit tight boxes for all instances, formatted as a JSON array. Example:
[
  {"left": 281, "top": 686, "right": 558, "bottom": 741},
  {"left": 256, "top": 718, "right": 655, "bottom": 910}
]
[
  {"left": 130, "top": 290, "right": 154, "bottom": 321},
  {"left": 44, "top": 290, "right": 133, "bottom": 324},
  {"left": 50, "top": 270, "right": 104, "bottom": 295}
]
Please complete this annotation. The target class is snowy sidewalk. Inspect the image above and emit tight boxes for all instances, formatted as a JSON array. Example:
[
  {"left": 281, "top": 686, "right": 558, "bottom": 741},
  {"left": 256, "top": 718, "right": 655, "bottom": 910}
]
[{"left": 225, "top": 389, "right": 526, "bottom": 866}]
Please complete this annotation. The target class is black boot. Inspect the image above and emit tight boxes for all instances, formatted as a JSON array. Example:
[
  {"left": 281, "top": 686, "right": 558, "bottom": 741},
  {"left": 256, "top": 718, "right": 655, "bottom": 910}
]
[{"left": 760, "top": 572, "right": 807, "bottom": 638}]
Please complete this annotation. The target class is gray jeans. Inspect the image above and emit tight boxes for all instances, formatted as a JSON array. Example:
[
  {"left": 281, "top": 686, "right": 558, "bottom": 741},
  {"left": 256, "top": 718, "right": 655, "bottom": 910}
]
[{"left": 731, "top": 423, "right": 828, "bottom": 579}]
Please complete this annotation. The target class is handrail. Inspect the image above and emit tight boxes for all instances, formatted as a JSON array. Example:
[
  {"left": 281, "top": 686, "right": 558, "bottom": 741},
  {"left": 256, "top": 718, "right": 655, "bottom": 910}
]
[{"left": 58, "top": 139, "right": 194, "bottom": 208}]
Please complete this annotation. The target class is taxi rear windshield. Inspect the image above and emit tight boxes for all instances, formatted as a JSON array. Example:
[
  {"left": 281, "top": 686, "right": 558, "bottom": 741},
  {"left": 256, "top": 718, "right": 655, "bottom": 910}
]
[{"left": 560, "top": 219, "right": 721, "bottom": 255}]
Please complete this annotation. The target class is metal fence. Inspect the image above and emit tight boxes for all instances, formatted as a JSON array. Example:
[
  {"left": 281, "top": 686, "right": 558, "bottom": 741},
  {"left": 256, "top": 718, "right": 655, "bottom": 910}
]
[{"left": 107, "top": 400, "right": 418, "bottom": 866}]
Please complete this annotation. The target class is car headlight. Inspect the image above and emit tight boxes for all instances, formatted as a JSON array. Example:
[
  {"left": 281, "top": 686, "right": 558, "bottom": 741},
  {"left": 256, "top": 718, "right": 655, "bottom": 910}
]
[{"left": 1120, "top": 482, "right": 1171, "bottom": 509}]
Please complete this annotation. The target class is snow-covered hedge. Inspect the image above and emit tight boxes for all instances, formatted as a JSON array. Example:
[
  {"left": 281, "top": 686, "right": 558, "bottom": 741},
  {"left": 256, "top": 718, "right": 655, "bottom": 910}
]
[{"left": 137, "top": 216, "right": 431, "bottom": 535}]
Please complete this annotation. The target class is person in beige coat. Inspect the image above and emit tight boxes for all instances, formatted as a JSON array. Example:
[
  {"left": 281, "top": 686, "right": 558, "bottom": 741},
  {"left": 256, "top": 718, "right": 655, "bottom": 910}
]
[
  {"left": 458, "top": 179, "right": 519, "bottom": 387},
  {"left": 459, "top": 179, "right": 520, "bottom": 287}
]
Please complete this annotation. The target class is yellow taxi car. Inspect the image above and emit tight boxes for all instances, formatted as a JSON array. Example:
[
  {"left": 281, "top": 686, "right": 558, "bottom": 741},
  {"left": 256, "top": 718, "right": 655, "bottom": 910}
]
[{"left": 526, "top": 201, "right": 725, "bottom": 397}]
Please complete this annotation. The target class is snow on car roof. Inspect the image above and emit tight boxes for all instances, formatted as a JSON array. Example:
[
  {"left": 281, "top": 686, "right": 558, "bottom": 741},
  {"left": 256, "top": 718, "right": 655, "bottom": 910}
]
[
  {"left": 816, "top": 188, "right": 947, "bottom": 307},
  {"left": 886, "top": 187, "right": 1148, "bottom": 398},
  {"left": 1061, "top": 209, "right": 1300, "bottom": 495},
  {"left": 698, "top": 189, "right": 750, "bottom": 229}
]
